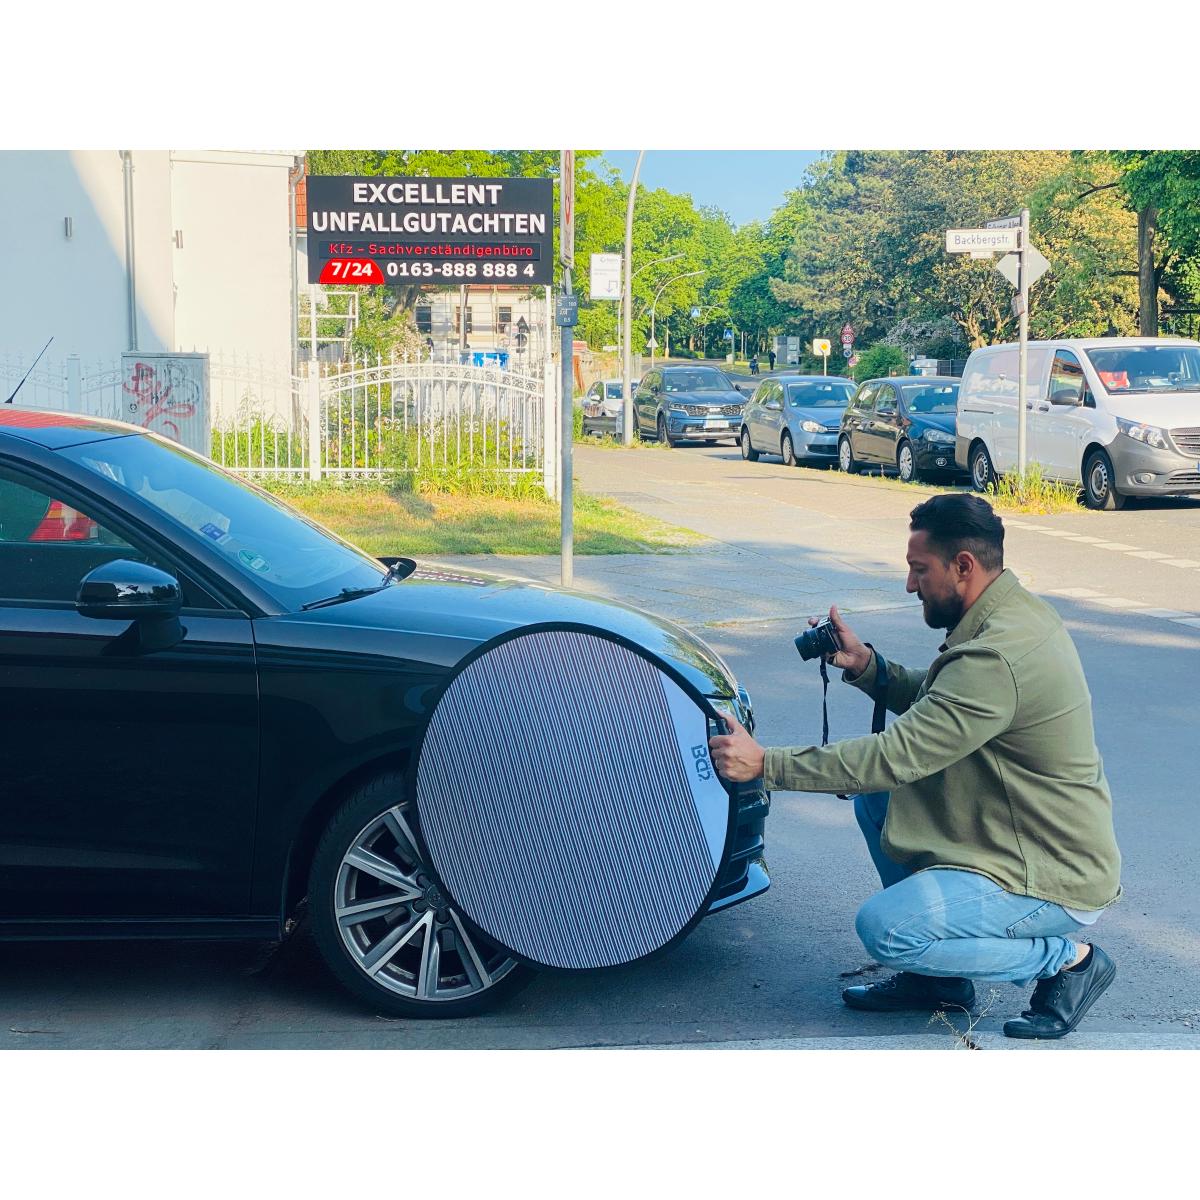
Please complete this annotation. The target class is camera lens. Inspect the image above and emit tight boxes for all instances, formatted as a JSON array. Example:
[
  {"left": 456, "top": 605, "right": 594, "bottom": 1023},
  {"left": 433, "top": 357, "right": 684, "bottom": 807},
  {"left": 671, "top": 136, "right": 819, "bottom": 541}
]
[{"left": 794, "top": 626, "right": 823, "bottom": 661}]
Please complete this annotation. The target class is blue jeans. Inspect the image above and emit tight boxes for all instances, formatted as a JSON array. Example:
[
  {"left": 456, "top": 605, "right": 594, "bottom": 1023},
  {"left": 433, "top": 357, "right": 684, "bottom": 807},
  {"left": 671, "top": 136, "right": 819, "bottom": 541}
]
[{"left": 852, "top": 792, "right": 1086, "bottom": 986}]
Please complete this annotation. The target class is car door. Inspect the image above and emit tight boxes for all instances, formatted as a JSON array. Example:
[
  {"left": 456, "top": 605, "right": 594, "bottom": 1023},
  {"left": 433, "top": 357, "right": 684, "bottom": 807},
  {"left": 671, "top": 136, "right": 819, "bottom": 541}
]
[
  {"left": 869, "top": 384, "right": 901, "bottom": 464},
  {"left": 750, "top": 382, "right": 781, "bottom": 448},
  {"left": 843, "top": 382, "right": 878, "bottom": 459},
  {"left": 636, "top": 371, "right": 660, "bottom": 434},
  {"left": 0, "top": 462, "right": 259, "bottom": 920},
  {"left": 1037, "top": 349, "right": 1091, "bottom": 482}
]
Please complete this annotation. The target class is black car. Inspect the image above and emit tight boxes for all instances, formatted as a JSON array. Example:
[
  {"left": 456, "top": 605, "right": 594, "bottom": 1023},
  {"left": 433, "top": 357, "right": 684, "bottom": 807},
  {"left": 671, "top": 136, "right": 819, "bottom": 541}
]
[
  {"left": 0, "top": 409, "right": 769, "bottom": 1018},
  {"left": 634, "top": 365, "right": 745, "bottom": 447},
  {"left": 838, "top": 376, "right": 963, "bottom": 482}
]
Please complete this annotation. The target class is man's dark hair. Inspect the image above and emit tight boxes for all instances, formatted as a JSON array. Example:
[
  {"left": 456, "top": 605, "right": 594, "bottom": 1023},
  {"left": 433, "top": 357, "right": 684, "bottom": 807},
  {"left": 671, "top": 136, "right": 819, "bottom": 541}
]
[{"left": 909, "top": 493, "right": 1004, "bottom": 572}]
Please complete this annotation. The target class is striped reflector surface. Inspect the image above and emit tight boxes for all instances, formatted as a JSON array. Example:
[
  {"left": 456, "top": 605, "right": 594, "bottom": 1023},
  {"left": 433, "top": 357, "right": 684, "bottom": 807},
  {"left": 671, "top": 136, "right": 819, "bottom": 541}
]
[{"left": 415, "top": 628, "right": 732, "bottom": 970}]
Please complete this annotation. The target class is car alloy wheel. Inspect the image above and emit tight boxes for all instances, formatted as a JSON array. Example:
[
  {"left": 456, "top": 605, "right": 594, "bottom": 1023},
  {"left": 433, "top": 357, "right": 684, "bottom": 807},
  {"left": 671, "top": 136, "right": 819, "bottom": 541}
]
[
  {"left": 741, "top": 427, "right": 759, "bottom": 461},
  {"left": 658, "top": 413, "right": 675, "bottom": 447},
  {"left": 781, "top": 431, "right": 797, "bottom": 467},
  {"left": 838, "top": 436, "right": 858, "bottom": 474},
  {"left": 310, "top": 774, "right": 531, "bottom": 1018},
  {"left": 1083, "top": 449, "right": 1126, "bottom": 511},
  {"left": 897, "top": 440, "right": 915, "bottom": 483},
  {"left": 970, "top": 443, "right": 996, "bottom": 493}
]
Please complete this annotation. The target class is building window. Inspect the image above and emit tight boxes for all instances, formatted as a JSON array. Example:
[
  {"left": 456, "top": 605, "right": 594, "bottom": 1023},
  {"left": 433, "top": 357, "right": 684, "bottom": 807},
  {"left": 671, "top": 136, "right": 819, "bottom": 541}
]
[
  {"left": 454, "top": 307, "right": 473, "bottom": 334},
  {"left": 498, "top": 306, "right": 512, "bottom": 334},
  {"left": 415, "top": 306, "right": 432, "bottom": 334}
]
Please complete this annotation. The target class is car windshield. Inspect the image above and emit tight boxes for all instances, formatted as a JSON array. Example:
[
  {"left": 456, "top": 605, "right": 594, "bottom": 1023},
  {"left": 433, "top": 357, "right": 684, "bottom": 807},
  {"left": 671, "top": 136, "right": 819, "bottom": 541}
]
[
  {"left": 663, "top": 368, "right": 729, "bottom": 393},
  {"left": 786, "top": 381, "right": 854, "bottom": 408},
  {"left": 58, "top": 434, "right": 389, "bottom": 610},
  {"left": 1085, "top": 344, "right": 1200, "bottom": 394},
  {"left": 900, "top": 382, "right": 959, "bottom": 413}
]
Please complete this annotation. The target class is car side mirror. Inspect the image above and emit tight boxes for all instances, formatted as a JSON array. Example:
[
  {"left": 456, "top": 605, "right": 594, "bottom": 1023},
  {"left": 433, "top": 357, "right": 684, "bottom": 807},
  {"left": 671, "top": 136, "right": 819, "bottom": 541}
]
[
  {"left": 77, "top": 559, "right": 182, "bottom": 621},
  {"left": 1049, "top": 389, "right": 1083, "bottom": 406}
]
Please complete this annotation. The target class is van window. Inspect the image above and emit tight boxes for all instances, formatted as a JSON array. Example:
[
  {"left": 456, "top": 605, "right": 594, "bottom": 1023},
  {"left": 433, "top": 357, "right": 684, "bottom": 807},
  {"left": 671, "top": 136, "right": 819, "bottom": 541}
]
[
  {"left": 1085, "top": 343, "right": 1200, "bottom": 395},
  {"left": 962, "top": 347, "right": 1051, "bottom": 402},
  {"left": 1047, "top": 351, "right": 1085, "bottom": 404}
]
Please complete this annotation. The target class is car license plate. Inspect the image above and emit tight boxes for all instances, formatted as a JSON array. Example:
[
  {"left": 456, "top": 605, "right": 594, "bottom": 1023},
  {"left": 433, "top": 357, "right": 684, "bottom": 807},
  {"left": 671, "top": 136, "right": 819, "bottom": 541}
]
[{"left": 706, "top": 419, "right": 728, "bottom": 429}]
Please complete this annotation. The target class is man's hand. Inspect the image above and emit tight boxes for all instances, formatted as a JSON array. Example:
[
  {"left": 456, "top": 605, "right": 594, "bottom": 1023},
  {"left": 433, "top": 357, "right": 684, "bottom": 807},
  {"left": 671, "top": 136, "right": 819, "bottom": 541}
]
[
  {"left": 708, "top": 712, "right": 766, "bottom": 783},
  {"left": 809, "top": 604, "right": 871, "bottom": 677}
]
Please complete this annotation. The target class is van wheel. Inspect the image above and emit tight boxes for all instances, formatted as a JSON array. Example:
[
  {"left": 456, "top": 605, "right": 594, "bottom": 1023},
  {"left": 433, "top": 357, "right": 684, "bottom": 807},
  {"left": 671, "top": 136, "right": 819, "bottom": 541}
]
[
  {"left": 1083, "top": 449, "right": 1127, "bottom": 511},
  {"left": 740, "top": 427, "right": 759, "bottom": 461},
  {"left": 897, "top": 439, "right": 917, "bottom": 483},
  {"left": 838, "top": 436, "right": 859, "bottom": 474},
  {"left": 970, "top": 443, "right": 996, "bottom": 492}
]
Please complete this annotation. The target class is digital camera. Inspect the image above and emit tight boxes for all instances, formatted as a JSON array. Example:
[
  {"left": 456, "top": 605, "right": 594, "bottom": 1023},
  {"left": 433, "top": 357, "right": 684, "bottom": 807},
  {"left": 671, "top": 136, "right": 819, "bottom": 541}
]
[{"left": 794, "top": 618, "right": 842, "bottom": 662}]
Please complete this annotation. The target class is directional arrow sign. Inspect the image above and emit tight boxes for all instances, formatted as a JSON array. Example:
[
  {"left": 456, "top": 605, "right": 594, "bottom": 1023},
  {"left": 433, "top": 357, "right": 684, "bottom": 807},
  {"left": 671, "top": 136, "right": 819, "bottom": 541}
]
[{"left": 995, "top": 245, "right": 1051, "bottom": 289}]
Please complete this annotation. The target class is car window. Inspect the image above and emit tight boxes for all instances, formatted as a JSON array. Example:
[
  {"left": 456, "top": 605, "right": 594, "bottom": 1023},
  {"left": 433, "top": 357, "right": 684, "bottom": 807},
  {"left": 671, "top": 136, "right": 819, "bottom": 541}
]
[
  {"left": 786, "top": 380, "right": 855, "bottom": 408},
  {"left": 662, "top": 368, "right": 729, "bottom": 393},
  {"left": 875, "top": 385, "right": 898, "bottom": 414},
  {"left": 0, "top": 469, "right": 169, "bottom": 605},
  {"left": 900, "top": 382, "right": 959, "bottom": 413},
  {"left": 1047, "top": 351, "right": 1085, "bottom": 404},
  {"left": 855, "top": 384, "right": 878, "bottom": 412},
  {"left": 57, "top": 435, "right": 388, "bottom": 611}
]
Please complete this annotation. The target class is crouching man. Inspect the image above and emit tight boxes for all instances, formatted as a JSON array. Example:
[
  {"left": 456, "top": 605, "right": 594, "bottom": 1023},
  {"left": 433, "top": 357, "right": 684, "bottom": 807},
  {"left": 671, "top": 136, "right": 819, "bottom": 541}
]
[{"left": 709, "top": 494, "right": 1121, "bottom": 1039}]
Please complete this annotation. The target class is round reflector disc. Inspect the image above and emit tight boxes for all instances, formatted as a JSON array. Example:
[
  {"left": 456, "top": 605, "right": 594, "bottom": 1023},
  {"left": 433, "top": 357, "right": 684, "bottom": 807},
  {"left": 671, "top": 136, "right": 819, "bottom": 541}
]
[{"left": 413, "top": 625, "right": 735, "bottom": 971}]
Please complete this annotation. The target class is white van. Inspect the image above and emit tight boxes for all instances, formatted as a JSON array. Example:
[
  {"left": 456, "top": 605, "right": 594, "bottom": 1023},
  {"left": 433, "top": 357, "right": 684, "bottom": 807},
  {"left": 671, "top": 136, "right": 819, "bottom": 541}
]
[{"left": 954, "top": 337, "right": 1200, "bottom": 509}]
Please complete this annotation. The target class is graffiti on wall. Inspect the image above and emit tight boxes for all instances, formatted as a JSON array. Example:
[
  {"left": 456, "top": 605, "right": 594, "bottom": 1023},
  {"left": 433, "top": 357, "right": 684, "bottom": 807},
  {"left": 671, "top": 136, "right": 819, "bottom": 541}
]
[{"left": 120, "top": 353, "right": 210, "bottom": 454}]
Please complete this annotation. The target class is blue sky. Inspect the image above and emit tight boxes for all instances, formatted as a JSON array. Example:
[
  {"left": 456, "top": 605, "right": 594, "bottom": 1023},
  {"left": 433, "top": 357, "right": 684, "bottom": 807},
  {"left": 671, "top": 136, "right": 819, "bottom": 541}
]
[{"left": 601, "top": 151, "right": 823, "bottom": 226}]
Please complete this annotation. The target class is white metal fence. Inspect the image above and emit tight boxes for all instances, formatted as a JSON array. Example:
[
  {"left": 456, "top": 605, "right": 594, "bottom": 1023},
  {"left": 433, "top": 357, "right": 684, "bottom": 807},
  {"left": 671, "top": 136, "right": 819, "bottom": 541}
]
[{"left": 1, "top": 350, "right": 557, "bottom": 495}]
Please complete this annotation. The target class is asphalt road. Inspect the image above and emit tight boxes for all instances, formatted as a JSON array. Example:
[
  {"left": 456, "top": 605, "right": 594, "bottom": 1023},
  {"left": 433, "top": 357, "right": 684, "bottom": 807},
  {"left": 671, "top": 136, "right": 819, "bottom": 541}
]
[{"left": 3, "top": 444, "right": 1197, "bottom": 1049}]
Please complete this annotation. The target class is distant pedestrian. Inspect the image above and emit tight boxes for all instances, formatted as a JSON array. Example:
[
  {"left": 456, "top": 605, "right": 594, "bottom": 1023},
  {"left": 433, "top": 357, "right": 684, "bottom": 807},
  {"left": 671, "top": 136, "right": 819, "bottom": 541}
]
[
  {"left": 768, "top": 349, "right": 776, "bottom": 371},
  {"left": 749, "top": 355, "right": 759, "bottom": 375}
]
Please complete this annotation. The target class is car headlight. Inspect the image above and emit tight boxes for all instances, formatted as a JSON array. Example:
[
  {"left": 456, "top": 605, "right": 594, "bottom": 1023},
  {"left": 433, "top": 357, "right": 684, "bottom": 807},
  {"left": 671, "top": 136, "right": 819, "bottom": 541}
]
[
  {"left": 923, "top": 429, "right": 956, "bottom": 444},
  {"left": 800, "top": 420, "right": 824, "bottom": 434},
  {"left": 708, "top": 695, "right": 745, "bottom": 731},
  {"left": 1117, "top": 418, "right": 1169, "bottom": 451}
]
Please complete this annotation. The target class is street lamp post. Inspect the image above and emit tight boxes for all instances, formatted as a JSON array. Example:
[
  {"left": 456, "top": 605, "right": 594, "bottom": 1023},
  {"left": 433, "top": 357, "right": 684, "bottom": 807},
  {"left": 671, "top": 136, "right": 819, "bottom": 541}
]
[{"left": 649, "top": 270, "right": 704, "bottom": 369}]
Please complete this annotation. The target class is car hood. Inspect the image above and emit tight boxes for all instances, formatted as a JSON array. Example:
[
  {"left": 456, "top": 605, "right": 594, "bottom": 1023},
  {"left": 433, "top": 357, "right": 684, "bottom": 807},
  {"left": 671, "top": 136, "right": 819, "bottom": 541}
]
[
  {"left": 1099, "top": 392, "right": 1200, "bottom": 428},
  {"left": 909, "top": 411, "right": 956, "bottom": 434},
  {"left": 663, "top": 390, "right": 742, "bottom": 407},
  {"left": 279, "top": 561, "right": 740, "bottom": 697},
  {"left": 791, "top": 407, "right": 845, "bottom": 428}
]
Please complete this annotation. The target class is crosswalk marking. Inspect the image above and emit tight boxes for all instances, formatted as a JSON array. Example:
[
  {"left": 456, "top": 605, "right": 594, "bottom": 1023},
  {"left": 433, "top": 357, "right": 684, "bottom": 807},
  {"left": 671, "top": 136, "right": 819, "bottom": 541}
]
[
  {"left": 1161, "top": 558, "right": 1200, "bottom": 568},
  {"left": 1171, "top": 617, "right": 1200, "bottom": 628},
  {"left": 1092, "top": 597, "right": 1149, "bottom": 609},
  {"left": 1125, "top": 549, "right": 1171, "bottom": 559}
]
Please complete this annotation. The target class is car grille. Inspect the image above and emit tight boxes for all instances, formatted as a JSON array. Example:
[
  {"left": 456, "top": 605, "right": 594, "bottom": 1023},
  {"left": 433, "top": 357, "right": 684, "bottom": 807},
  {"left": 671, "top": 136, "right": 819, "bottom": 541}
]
[
  {"left": 681, "top": 403, "right": 741, "bottom": 417},
  {"left": 1168, "top": 470, "right": 1200, "bottom": 484},
  {"left": 1171, "top": 427, "right": 1200, "bottom": 455}
]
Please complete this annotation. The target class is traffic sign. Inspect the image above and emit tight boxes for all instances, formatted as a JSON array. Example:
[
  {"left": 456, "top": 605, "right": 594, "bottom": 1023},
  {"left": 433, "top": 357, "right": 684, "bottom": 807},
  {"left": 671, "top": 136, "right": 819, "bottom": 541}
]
[
  {"left": 945, "top": 228, "right": 1019, "bottom": 254},
  {"left": 985, "top": 214, "right": 1022, "bottom": 230},
  {"left": 691, "top": 307, "right": 701, "bottom": 319},
  {"left": 723, "top": 328, "right": 734, "bottom": 340},
  {"left": 841, "top": 323, "right": 855, "bottom": 340},
  {"left": 995, "top": 245, "right": 1051, "bottom": 289},
  {"left": 840, "top": 333, "right": 854, "bottom": 346},
  {"left": 813, "top": 338, "right": 832, "bottom": 356},
  {"left": 848, "top": 354, "right": 859, "bottom": 368},
  {"left": 589, "top": 252, "right": 622, "bottom": 301},
  {"left": 842, "top": 347, "right": 852, "bottom": 358},
  {"left": 646, "top": 336, "right": 659, "bottom": 349}
]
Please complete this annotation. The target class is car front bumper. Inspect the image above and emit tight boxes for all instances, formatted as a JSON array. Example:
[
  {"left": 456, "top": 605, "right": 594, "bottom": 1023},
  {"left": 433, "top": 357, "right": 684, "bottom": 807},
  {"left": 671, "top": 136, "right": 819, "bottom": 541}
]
[
  {"left": 1110, "top": 437, "right": 1200, "bottom": 496},
  {"left": 668, "top": 413, "right": 740, "bottom": 440},
  {"left": 793, "top": 430, "right": 840, "bottom": 460},
  {"left": 706, "top": 780, "right": 770, "bottom": 912},
  {"left": 913, "top": 438, "right": 962, "bottom": 472}
]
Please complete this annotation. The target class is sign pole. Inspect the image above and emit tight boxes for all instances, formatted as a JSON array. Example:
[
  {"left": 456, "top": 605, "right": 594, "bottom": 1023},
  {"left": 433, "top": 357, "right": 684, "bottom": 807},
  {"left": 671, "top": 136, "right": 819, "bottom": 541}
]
[
  {"left": 1017, "top": 206, "right": 1030, "bottom": 476},
  {"left": 622, "top": 151, "right": 646, "bottom": 447},
  {"left": 560, "top": 150, "right": 576, "bottom": 588}
]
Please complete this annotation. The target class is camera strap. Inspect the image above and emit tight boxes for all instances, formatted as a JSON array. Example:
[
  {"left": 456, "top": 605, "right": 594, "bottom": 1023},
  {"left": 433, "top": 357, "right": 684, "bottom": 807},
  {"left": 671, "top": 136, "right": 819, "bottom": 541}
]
[{"left": 819, "top": 643, "right": 890, "bottom": 749}]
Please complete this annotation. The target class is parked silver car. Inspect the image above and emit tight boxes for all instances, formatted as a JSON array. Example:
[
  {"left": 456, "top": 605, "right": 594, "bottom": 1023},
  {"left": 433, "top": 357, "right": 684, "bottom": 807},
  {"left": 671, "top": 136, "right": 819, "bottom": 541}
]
[
  {"left": 740, "top": 375, "right": 856, "bottom": 465},
  {"left": 580, "top": 378, "right": 633, "bottom": 438}
]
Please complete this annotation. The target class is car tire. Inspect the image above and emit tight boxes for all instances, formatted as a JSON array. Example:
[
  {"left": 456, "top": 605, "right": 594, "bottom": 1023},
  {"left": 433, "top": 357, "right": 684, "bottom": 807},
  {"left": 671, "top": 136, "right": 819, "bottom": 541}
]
[
  {"left": 838, "top": 436, "right": 860, "bottom": 475},
  {"left": 970, "top": 442, "right": 997, "bottom": 493},
  {"left": 657, "top": 413, "right": 675, "bottom": 447},
  {"left": 1083, "top": 448, "right": 1127, "bottom": 511},
  {"left": 309, "top": 770, "right": 534, "bottom": 1019},
  {"left": 740, "top": 427, "right": 760, "bottom": 461},
  {"left": 781, "top": 431, "right": 798, "bottom": 467},
  {"left": 897, "top": 439, "right": 918, "bottom": 483}
]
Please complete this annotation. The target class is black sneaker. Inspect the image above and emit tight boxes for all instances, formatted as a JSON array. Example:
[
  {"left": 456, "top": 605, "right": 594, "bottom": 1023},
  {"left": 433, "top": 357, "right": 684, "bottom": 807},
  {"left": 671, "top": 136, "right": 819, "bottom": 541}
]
[
  {"left": 842, "top": 971, "right": 975, "bottom": 1013},
  {"left": 1003, "top": 944, "right": 1116, "bottom": 1040}
]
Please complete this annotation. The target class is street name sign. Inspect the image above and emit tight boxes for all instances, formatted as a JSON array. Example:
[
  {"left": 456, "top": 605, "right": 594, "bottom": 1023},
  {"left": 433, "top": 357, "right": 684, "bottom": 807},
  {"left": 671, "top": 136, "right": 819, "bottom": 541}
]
[
  {"left": 945, "top": 228, "right": 1020, "bottom": 254},
  {"left": 985, "top": 214, "right": 1022, "bottom": 229},
  {"left": 589, "top": 253, "right": 622, "bottom": 301},
  {"left": 306, "top": 176, "right": 554, "bottom": 286},
  {"left": 995, "top": 245, "right": 1051, "bottom": 289}
]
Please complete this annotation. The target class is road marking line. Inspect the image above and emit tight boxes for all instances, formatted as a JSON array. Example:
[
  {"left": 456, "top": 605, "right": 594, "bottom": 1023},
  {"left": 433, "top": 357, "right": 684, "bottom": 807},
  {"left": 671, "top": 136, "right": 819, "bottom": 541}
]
[
  {"left": 1137, "top": 609, "right": 1196, "bottom": 619},
  {"left": 1092, "top": 597, "right": 1149, "bottom": 609},
  {"left": 1039, "top": 530, "right": 1084, "bottom": 537},
  {"left": 1161, "top": 558, "right": 1200, "bottom": 568},
  {"left": 1125, "top": 549, "right": 1170, "bottom": 559},
  {"left": 1047, "top": 588, "right": 1106, "bottom": 598},
  {"left": 1091, "top": 542, "right": 1136, "bottom": 550},
  {"left": 1170, "top": 617, "right": 1200, "bottom": 628},
  {"left": 1066, "top": 535, "right": 1106, "bottom": 544}
]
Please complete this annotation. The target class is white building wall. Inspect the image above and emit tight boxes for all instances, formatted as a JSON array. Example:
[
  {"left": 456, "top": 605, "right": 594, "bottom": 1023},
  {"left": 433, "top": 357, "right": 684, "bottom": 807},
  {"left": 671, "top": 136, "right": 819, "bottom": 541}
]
[
  {"left": 0, "top": 150, "right": 174, "bottom": 362},
  {"left": 170, "top": 151, "right": 295, "bottom": 366}
]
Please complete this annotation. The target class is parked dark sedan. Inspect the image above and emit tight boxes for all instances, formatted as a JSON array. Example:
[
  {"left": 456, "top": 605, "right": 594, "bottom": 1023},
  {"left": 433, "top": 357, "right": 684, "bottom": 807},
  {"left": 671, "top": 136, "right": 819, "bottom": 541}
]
[
  {"left": 635, "top": 365, "right": 744, "bottom": 446},
  {"left": 838, "top": 376, "right": 963, "bottom": 482},
  {"left": 0, "top": 408, "right": 769, "bottom": 1019}
]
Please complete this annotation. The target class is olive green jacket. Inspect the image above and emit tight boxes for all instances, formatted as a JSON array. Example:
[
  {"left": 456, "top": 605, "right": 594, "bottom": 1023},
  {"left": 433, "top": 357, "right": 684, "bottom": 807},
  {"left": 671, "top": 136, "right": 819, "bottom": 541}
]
[{"left": 763, "top": 569, "right": 1122, "bottom": 910}]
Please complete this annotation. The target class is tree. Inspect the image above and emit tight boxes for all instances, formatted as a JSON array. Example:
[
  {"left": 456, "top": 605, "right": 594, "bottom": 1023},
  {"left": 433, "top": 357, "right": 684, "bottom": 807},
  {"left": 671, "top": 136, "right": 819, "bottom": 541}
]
[{"left": 852, "top": 344, "right": 907, "bottom": 382}]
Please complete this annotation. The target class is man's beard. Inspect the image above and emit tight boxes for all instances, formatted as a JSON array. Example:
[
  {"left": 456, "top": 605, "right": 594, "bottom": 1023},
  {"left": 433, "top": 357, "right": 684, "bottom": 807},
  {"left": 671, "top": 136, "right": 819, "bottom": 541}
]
[{"left": 921, "top": 590, "right": 965, "bottom": 631}]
